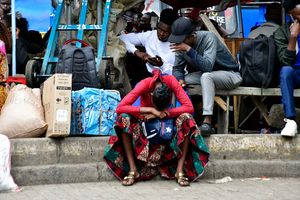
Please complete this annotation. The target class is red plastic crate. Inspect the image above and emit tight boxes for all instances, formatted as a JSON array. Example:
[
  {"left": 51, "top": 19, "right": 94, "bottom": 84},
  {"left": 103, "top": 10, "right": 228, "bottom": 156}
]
[{"left": 6, "top": 76, "right": 26, "bottom": 85}]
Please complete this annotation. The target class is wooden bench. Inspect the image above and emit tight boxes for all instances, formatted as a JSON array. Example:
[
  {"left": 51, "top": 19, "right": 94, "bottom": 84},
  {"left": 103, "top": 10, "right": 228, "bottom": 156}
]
[{"left": 188, "top": 85, "right": 300, "bottom": 134}]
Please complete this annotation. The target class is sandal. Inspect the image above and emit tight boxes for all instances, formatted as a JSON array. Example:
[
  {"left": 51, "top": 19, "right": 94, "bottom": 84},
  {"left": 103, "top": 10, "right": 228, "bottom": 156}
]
[
  {"left": 175, "top": 172, "right": 190, "bottom": 187},
  {"left": 122, "top": 171, "right": 139, "bottom": 186}
]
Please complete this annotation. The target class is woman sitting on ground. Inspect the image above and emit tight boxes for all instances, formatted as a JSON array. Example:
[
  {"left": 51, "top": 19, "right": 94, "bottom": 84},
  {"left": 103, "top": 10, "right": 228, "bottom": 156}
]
[{"left": 104, "top": 69, "right": 209, "bottom": 186}]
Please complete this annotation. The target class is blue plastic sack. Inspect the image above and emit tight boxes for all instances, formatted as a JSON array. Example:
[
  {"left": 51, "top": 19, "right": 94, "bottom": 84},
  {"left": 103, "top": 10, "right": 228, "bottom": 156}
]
[{"left": 71, "top": 88, "right": 121, "bottom": 136}]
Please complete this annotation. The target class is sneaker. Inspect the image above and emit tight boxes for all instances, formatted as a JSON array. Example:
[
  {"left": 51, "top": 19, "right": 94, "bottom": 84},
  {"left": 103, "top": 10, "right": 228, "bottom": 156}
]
[
  {"left": 281, "top": 119, "right": 297, "bottom": 137},
  {"left": 200, "top": 123, "right": 215, "bottom": 136}
]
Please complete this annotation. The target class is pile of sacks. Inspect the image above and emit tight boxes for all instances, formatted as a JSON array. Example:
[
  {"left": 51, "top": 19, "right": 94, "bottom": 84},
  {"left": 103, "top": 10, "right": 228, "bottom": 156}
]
[{"left": 0, "top": 84, "right": 47, "bottom": 138}]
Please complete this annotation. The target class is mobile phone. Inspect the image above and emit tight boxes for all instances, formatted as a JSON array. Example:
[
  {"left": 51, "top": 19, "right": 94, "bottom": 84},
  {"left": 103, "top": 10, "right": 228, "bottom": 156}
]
[{"left": 290, "top": 15, "right": 295, "bottom": 22}]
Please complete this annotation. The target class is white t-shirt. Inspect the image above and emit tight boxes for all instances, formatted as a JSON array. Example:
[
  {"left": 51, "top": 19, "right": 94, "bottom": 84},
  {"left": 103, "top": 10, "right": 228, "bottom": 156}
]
[{"left": 119, "top": 30, "right": 175, "bottom": 75}]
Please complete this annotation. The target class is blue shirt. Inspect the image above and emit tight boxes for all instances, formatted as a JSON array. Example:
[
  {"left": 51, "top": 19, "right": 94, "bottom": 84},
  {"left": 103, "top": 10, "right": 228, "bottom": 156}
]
[{"left": 294, "top": 36, "right": 300, "bottom": 68}]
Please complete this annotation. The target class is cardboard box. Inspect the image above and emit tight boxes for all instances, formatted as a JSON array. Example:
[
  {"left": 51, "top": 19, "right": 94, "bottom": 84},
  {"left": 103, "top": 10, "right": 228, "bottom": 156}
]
[{"left": 42, "top": 74, "right": 72, "bottom": 137}]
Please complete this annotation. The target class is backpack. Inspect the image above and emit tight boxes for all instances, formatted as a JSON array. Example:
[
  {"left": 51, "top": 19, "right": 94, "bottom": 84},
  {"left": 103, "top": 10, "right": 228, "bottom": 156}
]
[
  {"left": 55, "top": 39, "right": 101, "bottom": 91},
  {"left": 239, "top": 34, "right": 279, "bottom": 88}
]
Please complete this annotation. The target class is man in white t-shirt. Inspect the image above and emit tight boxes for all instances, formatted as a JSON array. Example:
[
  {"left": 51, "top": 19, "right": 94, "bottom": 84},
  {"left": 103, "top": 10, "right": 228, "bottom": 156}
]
[{"left": 119, "top": 8, "right": 178, "bottom": 85}]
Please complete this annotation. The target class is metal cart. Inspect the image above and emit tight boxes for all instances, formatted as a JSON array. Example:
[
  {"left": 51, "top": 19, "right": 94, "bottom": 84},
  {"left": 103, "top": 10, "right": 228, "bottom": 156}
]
[{"left": 25, "top": 0, "right": 114, "bottom": 88}]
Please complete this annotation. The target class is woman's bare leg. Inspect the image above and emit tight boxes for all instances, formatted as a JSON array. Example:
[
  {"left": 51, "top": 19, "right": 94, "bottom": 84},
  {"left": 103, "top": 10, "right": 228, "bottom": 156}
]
[
  {"left": 121, "top": 133, "right": 139, "bottom": 186},
  {"left": 176, "top": 136, "right": 190, "bottom": 186},
  {"left": 177, "top": 136, "right": 189, "bottom": 173},
  {"left": 121, "top": 133, "right": 137, "bottom": 172}
]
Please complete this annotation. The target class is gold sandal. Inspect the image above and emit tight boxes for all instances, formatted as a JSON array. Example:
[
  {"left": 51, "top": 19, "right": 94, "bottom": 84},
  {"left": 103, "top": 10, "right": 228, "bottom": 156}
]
[
  {"left": 122, "top": 171, "right": 139, "bottom": 186},
  {"left": 175, "top": 172, "right": 190, "bottom": 187}
]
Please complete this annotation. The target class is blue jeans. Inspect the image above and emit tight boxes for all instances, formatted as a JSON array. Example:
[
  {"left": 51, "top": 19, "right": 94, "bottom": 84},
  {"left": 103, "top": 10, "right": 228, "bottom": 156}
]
[{"left": 280, "top": 66, "right": 300, "bottom": 118}]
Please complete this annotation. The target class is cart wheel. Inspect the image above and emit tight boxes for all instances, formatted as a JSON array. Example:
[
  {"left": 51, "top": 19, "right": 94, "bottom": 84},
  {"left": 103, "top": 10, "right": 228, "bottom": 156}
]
[
  {"left": 25, "top": 59, "right": 41, "bottom": 88},
  {"left": 99, "top": 58, "right": 114, "bottom": 89}
]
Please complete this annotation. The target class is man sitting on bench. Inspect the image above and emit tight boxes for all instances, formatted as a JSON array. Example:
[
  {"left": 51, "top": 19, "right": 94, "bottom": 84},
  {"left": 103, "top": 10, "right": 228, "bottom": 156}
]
[
  {"left": 169, "top": 17, "right": 242, "bottom": 135},
  {"left": 274, "top": 0, "right": 300, "bottom": 137}
]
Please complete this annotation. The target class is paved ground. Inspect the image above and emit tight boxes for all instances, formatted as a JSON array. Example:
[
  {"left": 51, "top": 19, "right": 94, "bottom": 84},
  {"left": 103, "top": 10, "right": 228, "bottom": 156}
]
[{"left": 1, "top": 178, "right": 300, "bottom": 200}]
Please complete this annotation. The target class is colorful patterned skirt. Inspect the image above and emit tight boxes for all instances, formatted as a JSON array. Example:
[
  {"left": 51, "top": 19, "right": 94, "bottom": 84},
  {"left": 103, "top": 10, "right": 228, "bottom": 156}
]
[{"left": 104, "top": 113, "right": 209, "bottom": 182}]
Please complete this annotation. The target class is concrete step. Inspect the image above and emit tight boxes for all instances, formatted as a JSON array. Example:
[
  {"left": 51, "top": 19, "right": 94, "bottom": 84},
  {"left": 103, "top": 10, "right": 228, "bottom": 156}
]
[
  {"left": 11, "top": 134, "right": 300, "bottom": 166},
  {"left": 12, "top": 160, "right": 300, "bottom": 186},
  {"left": 9, "top": 134, "right": 300, "bottom": 185},
  {"left": 11, "top": 137, "right": 107, "bottom": 166}
]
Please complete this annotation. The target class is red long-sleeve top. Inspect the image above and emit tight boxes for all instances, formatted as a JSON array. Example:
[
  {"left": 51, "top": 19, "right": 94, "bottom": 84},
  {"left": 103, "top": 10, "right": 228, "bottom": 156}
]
[{"left": 116, "top": 71, "right": 194, "bottom": 119}]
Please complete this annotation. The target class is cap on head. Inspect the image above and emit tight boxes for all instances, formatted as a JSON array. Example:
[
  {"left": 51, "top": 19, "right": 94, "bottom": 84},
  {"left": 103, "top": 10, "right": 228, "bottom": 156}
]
[
  {"left": 168, "top": 17, "right": 193, "bottom": 43},
  {"left": 283, "top": 0, "right": 300, "bottom": 12}
]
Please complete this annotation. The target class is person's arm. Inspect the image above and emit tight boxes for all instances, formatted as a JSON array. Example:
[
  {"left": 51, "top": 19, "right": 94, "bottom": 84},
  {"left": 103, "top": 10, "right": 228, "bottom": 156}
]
[
  {"left": 288, "top": 19, "right": 300, "bottom": 51},
  {"left": 116, "top": 78, "right": 163, "bottom": 119},
  {"left": 119, "top": 31, "right": 153, "bottom": 62},
  {"left": 170, "top": 32, "right": 217, "bottom": 73},
  {"left": 116, "top": 79, "right": 147, "bottom": 118},
  {"left": 186, "top": 33, "right": 217, "bottom": 72},
  {"left": 274, "top": 24, "right": 297, "bottom": 66},
  {"left": 119, "top": 31, "right": 150, "bottom": 54},
  {"left": 164, "top": 76, "right": 194, "bottom": 118},
  {"left": 172, "top": 52, "right": 187, "bottom": 82}
]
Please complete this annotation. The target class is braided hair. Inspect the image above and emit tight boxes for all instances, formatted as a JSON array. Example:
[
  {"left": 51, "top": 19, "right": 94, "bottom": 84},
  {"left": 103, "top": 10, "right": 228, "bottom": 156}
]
[{"left": 152, "top": 82, "right": 171, "bottom": 111}]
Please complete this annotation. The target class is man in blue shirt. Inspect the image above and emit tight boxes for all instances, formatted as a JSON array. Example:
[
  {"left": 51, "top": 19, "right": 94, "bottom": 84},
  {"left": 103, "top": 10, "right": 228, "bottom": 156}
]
[
  {"left": 169, "top": 17, "right": 242, "bottom": 135},
  {"left": 274, "top": 0, "right": 300, "bottom": 137}
]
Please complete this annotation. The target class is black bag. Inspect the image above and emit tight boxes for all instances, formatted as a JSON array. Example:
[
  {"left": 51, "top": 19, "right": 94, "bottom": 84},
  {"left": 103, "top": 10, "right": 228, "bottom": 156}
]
[
  {"left": 56, "top": 39, "right": 100, "bottom": 91},
  {"left": 239, "top": 34, "right": 279, "bottom": 88}
]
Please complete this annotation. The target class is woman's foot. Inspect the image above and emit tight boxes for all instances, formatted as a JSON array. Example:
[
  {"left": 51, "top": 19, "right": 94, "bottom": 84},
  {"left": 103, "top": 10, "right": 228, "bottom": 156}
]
[
  {"left": 122, "top": 171, "right": 140, "bottom": 186},
  {"left": 175, "top": 172, "right": 190, "bottom": 186}
]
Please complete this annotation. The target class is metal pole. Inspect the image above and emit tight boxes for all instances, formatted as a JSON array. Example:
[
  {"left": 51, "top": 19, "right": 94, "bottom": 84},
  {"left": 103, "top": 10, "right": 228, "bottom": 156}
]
[
  {"left": 66, "top": 1, "right": 71, "bottom": 40},
  {"left": 11, "top": 0, "right": 16, "bottom": 76},
  {"left": 237, "top": 0, "right": 244, "bottom": 38},
  {"left": 97, "top": 0, "right": 101, "bottom": 46}
]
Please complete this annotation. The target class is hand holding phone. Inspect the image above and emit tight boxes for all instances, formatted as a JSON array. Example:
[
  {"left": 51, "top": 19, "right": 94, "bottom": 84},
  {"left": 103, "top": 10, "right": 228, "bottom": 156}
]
[
  {"left": 147, "top": 55, "right": 163, "bottom": 67},
  {"left": 290, "top": 14, "right": 295, "bottom": 22},
  {"left": 290, "top": 15, "right": 300, "bottom": 37}
]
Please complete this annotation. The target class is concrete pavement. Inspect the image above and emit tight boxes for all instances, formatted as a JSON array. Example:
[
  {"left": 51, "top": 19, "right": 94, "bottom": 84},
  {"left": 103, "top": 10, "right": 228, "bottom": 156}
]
[{"left": 1, "top": 178, "right": 300, "bottom": 200}]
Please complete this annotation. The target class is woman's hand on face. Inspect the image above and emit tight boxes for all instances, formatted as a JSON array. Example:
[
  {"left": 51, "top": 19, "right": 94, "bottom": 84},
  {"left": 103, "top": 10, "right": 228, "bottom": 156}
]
[{"left": 170, "top": 43, "right": 191, "bottom": 52}]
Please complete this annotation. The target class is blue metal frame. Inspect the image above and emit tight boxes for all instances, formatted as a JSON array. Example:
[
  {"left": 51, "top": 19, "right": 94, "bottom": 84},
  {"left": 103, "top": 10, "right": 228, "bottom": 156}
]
[
  {"left": 41, "top": 0, "right": 111, "bottom": 76},
  {"left": 96, "top": 0, "right": 112, "bottom": 67},
  {"left": 41, "top": 0, "right": 64, "bottom": 75},
  {"left": 76, "top": 0, "right": 88, "bottom": 47},
  {"left": 11, "top": 0, "right": 16, "bottom": 76}
]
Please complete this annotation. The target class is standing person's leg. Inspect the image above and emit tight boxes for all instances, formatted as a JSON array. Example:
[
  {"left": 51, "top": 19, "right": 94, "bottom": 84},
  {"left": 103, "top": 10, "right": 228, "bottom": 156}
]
[
  {"left": 280, "top": 66, "right": 300, "bottom": 137},
  {"left": 200, "top": 71, "right": 242, "bottom": 134}
]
